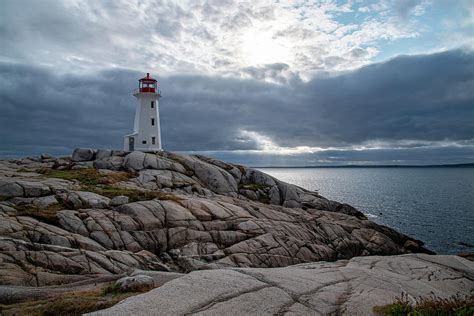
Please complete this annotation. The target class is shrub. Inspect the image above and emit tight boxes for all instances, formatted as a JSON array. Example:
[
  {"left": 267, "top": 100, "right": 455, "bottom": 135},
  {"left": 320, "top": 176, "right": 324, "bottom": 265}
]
[
  {"left": 374, "top": 292, "right": 474, "bottom": 316},
  {"left": 37, "top": 167, "right": 181, "bottom": 203},
  {"left": 38, "top": 168, "right": 132, "bottom": 186},
  {"left": 238, "top": 183, "right": 269, "bottom": 191},
  {"left": 102, "top": 282, "right": 122, "bottom": 295},
  {"left": 84, "top": 185, "right": 182, "bottom": 203},
  {"left": 0, "top": 288, "right": 139, "bottom": 316},
  {"left": 14, "top": 203, "right": 65, "bottom": 225}
]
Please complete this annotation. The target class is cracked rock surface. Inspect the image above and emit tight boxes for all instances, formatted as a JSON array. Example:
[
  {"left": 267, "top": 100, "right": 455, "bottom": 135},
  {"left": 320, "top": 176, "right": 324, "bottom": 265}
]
[
  {"left": 1, "top": 149, "right": 432, "bottom": 289},
  {"left": 89, "top": 254, "right": 474, "bottom": 315}
]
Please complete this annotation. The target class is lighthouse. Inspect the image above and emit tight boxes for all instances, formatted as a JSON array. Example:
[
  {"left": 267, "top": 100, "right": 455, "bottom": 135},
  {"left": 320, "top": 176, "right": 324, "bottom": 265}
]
[{"left": 124, "top": 73, "right": 162, "bottom": 152}]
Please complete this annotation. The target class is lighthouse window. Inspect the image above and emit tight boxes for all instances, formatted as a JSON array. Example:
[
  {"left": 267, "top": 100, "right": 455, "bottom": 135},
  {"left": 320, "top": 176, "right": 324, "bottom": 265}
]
[
  {"left": 151, "top": 101, "right": 154, "bottom": 108},
  {"left": 152, "top": 137, "right": 156, "bottom": 145},
  {"left": 151, "top": 118, "right": 155, "bottom": 126},
  {"left": 142, "top": 140, "right": 147, "bottom": 144}
]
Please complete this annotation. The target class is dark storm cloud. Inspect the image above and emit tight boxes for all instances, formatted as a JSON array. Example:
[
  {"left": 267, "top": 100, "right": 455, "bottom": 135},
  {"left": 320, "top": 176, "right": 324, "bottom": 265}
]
[
  {"left": 0, "top": 49, "right": 473, "bottom": 164},
  {"left": 284, "top": 49, "right": 474, "bottom": 148},
  {"left": 0, "top": 64, "right": 137, "bottom": 156}
]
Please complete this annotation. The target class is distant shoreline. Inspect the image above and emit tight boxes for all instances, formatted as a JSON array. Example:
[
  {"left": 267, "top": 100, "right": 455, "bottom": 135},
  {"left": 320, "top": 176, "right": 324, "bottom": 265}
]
[{"left": 255, "top": 163, "right": 474, "bottom": 168}]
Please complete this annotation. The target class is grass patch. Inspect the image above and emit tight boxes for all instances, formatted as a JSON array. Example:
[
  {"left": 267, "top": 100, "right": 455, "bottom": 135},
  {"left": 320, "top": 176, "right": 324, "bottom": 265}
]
[
  {"left": 374, "top": 293, "right": 474, "bottom": 316},
  {"left": 38, "top": 168, "right": 132, "bottom": 186},
  {"left": 85, "top": 185, "right": 182, "bottom": 203},
  {"left": 17, "top": 168, "right": 37, "bottom": 173},
  {"left": 14, "top": 203, "right": 65, "bottom": 225},
  {"left": 0, "top": 288, "right": 140, "bottom": 316},
  {"left": 238, "top": 183, "right": 269, "bottom": 191},
  {"left": 238, "top": 183, "right": 271, "bottom": 204},
  {"left": 258, "top": 194, "right": 271, "bottom": 204},
  {"left": 36, "top": 167, "right": 181, "bottom": 203},
  {"left": 236, "top": 165, "right": 247, "bottom": 174},
  {"left": 102, "top": 282, "right": 122, "bottom": 295}
]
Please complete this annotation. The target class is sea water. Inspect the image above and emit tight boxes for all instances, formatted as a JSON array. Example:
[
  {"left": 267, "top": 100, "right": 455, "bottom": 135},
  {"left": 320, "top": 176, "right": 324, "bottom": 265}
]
[{"left": 257, "top": 167, "right": 474, "bottom": 254}]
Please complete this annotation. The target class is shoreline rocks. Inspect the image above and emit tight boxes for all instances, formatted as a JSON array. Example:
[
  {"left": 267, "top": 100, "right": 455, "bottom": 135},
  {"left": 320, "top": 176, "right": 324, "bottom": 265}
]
[{"left": 0, "top": 148, "right": 447, "bottom": 312}]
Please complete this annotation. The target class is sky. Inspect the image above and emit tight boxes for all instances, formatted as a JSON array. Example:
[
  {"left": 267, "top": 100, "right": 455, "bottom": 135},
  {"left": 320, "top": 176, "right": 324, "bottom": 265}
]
[{"left": 0, "top": 0, "right": 473, "bottom": 166}]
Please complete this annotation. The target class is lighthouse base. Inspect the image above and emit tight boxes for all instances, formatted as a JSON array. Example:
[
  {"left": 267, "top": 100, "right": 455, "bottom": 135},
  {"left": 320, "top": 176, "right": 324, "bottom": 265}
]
[
  {"left": 124, "top": 133, "right": 162, "bottom": 152},
  {"left": 124, "top": 134, "right": 137, "bottom": 151}
]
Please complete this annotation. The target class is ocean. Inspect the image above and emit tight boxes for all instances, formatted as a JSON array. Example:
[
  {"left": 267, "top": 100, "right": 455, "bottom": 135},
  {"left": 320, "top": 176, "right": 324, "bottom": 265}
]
[{"left": 257, "top": 167, "right": 474, "bottom": 255}]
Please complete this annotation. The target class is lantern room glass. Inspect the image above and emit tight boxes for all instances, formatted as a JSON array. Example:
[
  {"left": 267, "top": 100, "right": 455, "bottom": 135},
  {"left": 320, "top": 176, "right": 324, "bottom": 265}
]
[{"left": 139, "top": 81, "right": 157, "bottom": 92}]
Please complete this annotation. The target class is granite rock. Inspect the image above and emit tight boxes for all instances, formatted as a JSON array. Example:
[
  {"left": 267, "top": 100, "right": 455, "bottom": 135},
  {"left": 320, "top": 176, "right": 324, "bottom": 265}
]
[
  {"left": 90, "top": 254, "right": 474, "bottom": 316},
  {"left": 0, "top": 149, "right": 434, "bottom": 293},
  {"left": 71, "top": 148, "right": 95, "bottom": 162},
  {"left": 110, "top": 195, "right": 129, "bottom": 206},
  {"left": 115, "top": 275, "right": 155, "bottom": 292}
]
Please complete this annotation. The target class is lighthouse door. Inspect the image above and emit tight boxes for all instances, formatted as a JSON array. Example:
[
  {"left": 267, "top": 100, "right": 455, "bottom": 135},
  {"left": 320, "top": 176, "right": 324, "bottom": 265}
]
[{"left": 129, "top": 137, "right": 135, "bottom": 151}]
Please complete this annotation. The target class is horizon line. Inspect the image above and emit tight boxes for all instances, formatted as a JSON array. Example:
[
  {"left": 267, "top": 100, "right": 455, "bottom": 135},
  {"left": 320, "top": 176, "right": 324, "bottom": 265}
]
[{"left": 253, "top": 162, "right": 474, "bottom": 168}]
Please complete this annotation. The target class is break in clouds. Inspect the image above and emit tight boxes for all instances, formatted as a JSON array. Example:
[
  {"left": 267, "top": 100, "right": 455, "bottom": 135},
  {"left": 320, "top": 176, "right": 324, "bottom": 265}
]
[{"left": 0, "top": 49, "right": 473, "bottom": 165}]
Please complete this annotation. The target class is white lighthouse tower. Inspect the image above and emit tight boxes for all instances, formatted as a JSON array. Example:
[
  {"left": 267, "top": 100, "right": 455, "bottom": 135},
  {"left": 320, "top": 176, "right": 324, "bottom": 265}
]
[{"left": 124, "top": 73, "right": 162, "bottom": 152}]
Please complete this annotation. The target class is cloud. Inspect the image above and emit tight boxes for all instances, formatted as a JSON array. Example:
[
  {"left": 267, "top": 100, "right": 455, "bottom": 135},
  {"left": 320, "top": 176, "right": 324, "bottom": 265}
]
[
  {"left": 393, "top": 0, "right": 426, "bottom": 18},
  {"left": 358, "top": 0, "right": 428, "bottom": 19},
  {"left": 207, "top": 145, "right": 474, "bottom": 167},
  {"left": 0, "top": 49, "right": 473, "bottom": 165},
  {"left": 240, "top": 63, "right": 300, "bottom": 84},
  {"left": 0, "top": 0, "right": 424, "bottom": 80}
]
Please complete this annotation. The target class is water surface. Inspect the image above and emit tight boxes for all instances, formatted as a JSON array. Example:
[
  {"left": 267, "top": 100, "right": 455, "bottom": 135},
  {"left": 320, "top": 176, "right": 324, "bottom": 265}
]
[{"left": 257, "top": 167, "right": 474, "bottom": 254}]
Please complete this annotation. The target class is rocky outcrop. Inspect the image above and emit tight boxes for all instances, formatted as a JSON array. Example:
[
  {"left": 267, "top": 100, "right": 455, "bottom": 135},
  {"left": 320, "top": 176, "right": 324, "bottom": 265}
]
[
  {"left": 115, "top": 275, "right": 155, "bottom": 293},
  {"left": 89, "top": 254, "right": 474, "bottom": 316},
  {"left": 112, "top": 150, "right": 368, "bottom": 218},
  {"left": 0, "top": 149, "right": 432, "bottom": 289}
]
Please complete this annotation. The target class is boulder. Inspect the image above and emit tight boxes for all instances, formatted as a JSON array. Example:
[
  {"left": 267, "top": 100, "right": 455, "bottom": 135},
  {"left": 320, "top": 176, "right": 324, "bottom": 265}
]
[
  {"left": 0, "top": 180, "right": 23, "bottom": 198},
  {"left": 172, "top": 155, "right": 238, "bottom": 195},
  {"left": 177, "top": 257, "right": 208, "bottom": 272},
  {"left": 18, "top": 180, "right": 51, "bottom": 197},
  {"left": 96, "top": 149, "right": 112, "bottom": 160},
  {"left": 110, "top": 195, "right": 129, "bottom": 206},
  {"left": 123, "top": 151, "right": 146, "bottom": 170},
  {"left": 94, "top": 156, "right": 124, "bottom": 170},
  {"left": 32, "top": 195, "right": 58, "bottom": 208},
  {"left": 0, "top": 179, "right": 53, "bottom": 198},
  {"left": 59, "top": 191, "right": 110, "bottom": 209},
  {"left": 71, "top": 148, "right": 95, "bottom": 162},
  {"left": 115, "top": 275, "right": 155, "bottom": 292}
]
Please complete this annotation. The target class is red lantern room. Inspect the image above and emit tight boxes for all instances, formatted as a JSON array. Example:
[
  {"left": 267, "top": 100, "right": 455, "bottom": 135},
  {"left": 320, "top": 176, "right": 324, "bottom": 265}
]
[{"left": 138, "top": 73, "right": 158, "bottom": 93}]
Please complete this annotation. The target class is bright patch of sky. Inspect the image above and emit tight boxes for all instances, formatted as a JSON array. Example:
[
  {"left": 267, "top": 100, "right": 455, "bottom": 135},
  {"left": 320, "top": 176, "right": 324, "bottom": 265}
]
[{"left": 227, "top": 130, "right": 474, "bottom": 156}]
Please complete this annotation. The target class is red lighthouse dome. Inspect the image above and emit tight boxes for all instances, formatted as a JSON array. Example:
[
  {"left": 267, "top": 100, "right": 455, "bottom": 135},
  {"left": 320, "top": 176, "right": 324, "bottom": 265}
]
[{"left": 138, "top": 73, "right": 159, "bottom": 93}]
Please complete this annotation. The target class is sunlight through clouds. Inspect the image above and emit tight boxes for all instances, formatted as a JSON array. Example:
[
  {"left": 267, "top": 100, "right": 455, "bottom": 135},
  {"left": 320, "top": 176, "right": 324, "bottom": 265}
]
[
  {"left": 240, "top": 30, "right": 293, "bottom": 65},
  {"left": 0, "top": 0, "right": 429, "bottom": 81},
  {"left": 234, "top": 130, "right": 474, "bottom": 156},
  {"left": 238, "top": 130, "right": 338, "bottom": 155}
]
